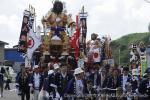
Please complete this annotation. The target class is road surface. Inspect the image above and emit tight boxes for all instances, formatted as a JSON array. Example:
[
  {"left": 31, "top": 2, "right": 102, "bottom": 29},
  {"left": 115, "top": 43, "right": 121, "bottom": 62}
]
[{"left": 0, "top": 83, "right": 34, "bottom": 100}]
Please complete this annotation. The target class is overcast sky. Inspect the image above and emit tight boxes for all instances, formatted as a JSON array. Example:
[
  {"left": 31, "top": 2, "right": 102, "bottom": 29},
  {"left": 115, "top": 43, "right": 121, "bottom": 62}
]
[{"left": 0, "top": 0, "right": 150, "bottom": 47}]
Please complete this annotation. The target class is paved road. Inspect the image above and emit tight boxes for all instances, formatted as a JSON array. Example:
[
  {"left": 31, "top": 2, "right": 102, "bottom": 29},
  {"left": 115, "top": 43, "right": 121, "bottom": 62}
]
[
  {"left": 0, "top": 83, "right": 19, "bottom": 100},
  {"left": 0, "top": 83, "right": 34, "bottom": 100}
]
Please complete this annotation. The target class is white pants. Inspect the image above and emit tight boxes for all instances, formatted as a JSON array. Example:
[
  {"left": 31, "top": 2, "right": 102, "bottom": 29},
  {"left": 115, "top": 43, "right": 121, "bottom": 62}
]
[{"left": 34, "top": 89, "right": 39, "bottom": 100}]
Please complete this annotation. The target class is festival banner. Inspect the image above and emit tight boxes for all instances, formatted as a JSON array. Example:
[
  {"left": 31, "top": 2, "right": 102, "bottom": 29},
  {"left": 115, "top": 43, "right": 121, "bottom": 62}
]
[
  {"left": 18, "top": 10, "right": 30, "bottom": 53},
  {"left": 79, "top": 6, "right": 87, "bottom": 54},
  {"left": 140, "top": 55, "right": 147, "bottom": 76},
  {"left": 80, "top": 18, "right": 87, "bottom": 43},
  {"left": 70, "top": 15, "right": 80, "bottom": 59},
  {"left": 146, "top": 47, "right": 150, "bottom": 68},
  {"left": 27, "top": 29, "right": 41, "bottom": 60},
  {"left": 27, "top": 11, "right": 41, "bottom": 60}
]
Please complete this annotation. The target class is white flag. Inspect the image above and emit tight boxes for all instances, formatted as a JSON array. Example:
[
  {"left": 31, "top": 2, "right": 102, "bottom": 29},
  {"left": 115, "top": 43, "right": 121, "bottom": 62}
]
[
  {"left": 25, "top": 55, "right": 31, "bottom": 68},
  {"left": 27, "top": 29, "right": 41, "bottom": 60}
]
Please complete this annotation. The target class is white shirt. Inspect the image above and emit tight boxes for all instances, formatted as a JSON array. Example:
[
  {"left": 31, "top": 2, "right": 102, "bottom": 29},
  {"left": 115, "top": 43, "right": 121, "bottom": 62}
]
[
  {"left": 61, "top": 73, "right": 66, "bottom": 78},
  {"left": 78, "top": 58, "right": 84, "bottom": 68},
  {"left": 93, "top": 48, "right": 101, "bottom": 62},
  {"left": 75, "top": 79, "right": 84, "bottom": 96},
  {"left": 34, "top": 73, "right": 40, "bottom": 88},
  {"left": 100, "top": 73, "right": 105, "bottom": 87},
  {"left": 89, "top": 40, "right": 94, "bottom": 52},
  {"left": 123, "top": 75, "right": 128, "bottom": 90}
]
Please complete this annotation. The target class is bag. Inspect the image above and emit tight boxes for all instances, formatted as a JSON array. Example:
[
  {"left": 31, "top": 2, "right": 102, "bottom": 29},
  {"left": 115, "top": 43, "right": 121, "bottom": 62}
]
[
  {"left": 38, "top": 89, "right": 49, "bottom": 100},
  {"left": 7, "top": 79, "right": 11, "bottom": 83}
]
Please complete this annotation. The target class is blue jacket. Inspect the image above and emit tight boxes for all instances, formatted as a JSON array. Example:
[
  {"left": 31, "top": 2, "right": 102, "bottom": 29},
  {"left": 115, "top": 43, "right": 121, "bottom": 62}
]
[
  {"left": 55, "top": 73, "right": 73, "bottom": 96},
  {"left": 138, "top": 79, "right": 150, "bottom": 96},
  {"left": 45, "top": 73, "right": 57, "bottom": 98},
  {"left": 65, "top": 77, "right": 88, "bottom": 95},
  {"left": 88, "top": 72, "right": 101, "bottom": 87},
  {"left": 29, "top": 73, "right": 44, "bottom": 91},
  {"left": 102, "top": 75, "right": 121, "bottom": 94},
  {"left": 119, "top": 74, "right": 138, "bottom": 93}
]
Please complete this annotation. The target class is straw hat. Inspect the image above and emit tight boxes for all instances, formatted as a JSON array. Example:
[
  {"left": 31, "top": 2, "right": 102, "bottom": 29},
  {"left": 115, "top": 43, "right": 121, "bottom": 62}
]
[
  {"left": 33, "top": 65, "right": 39, "bottom": 69},
  {"left": 74, "top": 67, "right": 84, "bottom": 75},
  {"left": 48, "top": 70, "right": 54, "bottom": 75},
  {"left": 53, "top": 63, "right": 60, "bottom": 69}
]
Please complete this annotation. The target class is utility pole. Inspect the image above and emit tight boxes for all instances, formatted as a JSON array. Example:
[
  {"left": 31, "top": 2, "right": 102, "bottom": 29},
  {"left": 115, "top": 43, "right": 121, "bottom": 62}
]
[{"left": 119, "top": 48, "right": 120, "bottom": 66}]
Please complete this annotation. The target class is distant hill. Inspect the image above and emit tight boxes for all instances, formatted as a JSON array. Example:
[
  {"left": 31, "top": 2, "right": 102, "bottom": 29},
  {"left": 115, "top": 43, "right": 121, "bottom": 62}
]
[{"left": 111, "top": 32, "right": 150, "bottom": 65}]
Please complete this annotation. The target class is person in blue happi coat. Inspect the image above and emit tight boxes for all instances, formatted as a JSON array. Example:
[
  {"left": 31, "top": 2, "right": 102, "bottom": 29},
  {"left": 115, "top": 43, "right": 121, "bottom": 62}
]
[
  {"left": 29, "top": 65, "right": 44, "bottom": 100},
  {"left": 119, "top": 66, "right": 138, "bottom": 93},
  {"left": 65, "top": 67, "right": 88, "bottom": 100},
  {"left": 55, "top": 63, "right": 73, "bottom": 97},
  {"left": 138, "top": 68, "right": 150, "bottom": 100}
]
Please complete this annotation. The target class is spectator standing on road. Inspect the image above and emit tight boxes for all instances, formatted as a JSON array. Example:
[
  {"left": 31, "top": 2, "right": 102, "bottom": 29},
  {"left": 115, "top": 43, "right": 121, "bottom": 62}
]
[
  {"left": 0, "top": 67, "right": 4, "bottom": 97},
  {"left": 4, "top": 67, "right": 11, "bottom": 90}
]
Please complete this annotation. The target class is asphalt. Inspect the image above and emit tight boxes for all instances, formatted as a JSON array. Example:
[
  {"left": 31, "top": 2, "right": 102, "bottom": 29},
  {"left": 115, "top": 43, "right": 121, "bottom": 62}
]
[{"left": 0, "top": 83, "right": 34, "bottom": 100}]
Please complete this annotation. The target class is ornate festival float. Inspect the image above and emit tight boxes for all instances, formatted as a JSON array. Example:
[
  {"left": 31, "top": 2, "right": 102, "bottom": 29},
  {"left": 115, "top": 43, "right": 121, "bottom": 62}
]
[{"left": 18, "top": 0, "right": 113, "bottom": 71}]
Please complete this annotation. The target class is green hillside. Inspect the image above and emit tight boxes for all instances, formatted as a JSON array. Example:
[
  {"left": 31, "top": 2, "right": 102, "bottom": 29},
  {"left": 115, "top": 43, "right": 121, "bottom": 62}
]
[{"left": 111, "top": 32, "right": 150, "bottom": 65}]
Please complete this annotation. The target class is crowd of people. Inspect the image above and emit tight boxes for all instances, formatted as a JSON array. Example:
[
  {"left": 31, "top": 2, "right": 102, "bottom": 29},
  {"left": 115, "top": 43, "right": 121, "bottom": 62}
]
[
  {"left": 0, "top": 0, "right": 149, "bottom": 99},
  {"left": 0, "top": 37, "right": 150, "bottom": 100},
  {"left": 12, "top": 61, "right": 150, "bottom": 100},
  {"left": 1, "top": 35, "right": 150, "bottom": 100}
]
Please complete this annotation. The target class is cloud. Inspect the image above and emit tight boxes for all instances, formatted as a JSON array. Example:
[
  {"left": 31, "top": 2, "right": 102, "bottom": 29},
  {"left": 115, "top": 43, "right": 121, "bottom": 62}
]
[
  {"left": 0, "top": 0, "right": 150, "bottom": 47},
  {"left": 0, "top": 14, "right": 21, "bottom": 47}
]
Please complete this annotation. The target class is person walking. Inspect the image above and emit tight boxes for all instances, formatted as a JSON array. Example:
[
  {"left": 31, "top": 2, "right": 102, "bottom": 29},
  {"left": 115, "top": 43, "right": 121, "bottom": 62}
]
[
  {"left": 0, "top": 68, "right": 4, "bottom": 97},
  {"left": 29, "top": 65, "right": 44, "bottom": 100},
  {"left": 4, "top": 67, "right": 11, "bottom": 90},
  {"left": 16, "top": 67, "right": 30, "bottom": 100}
]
